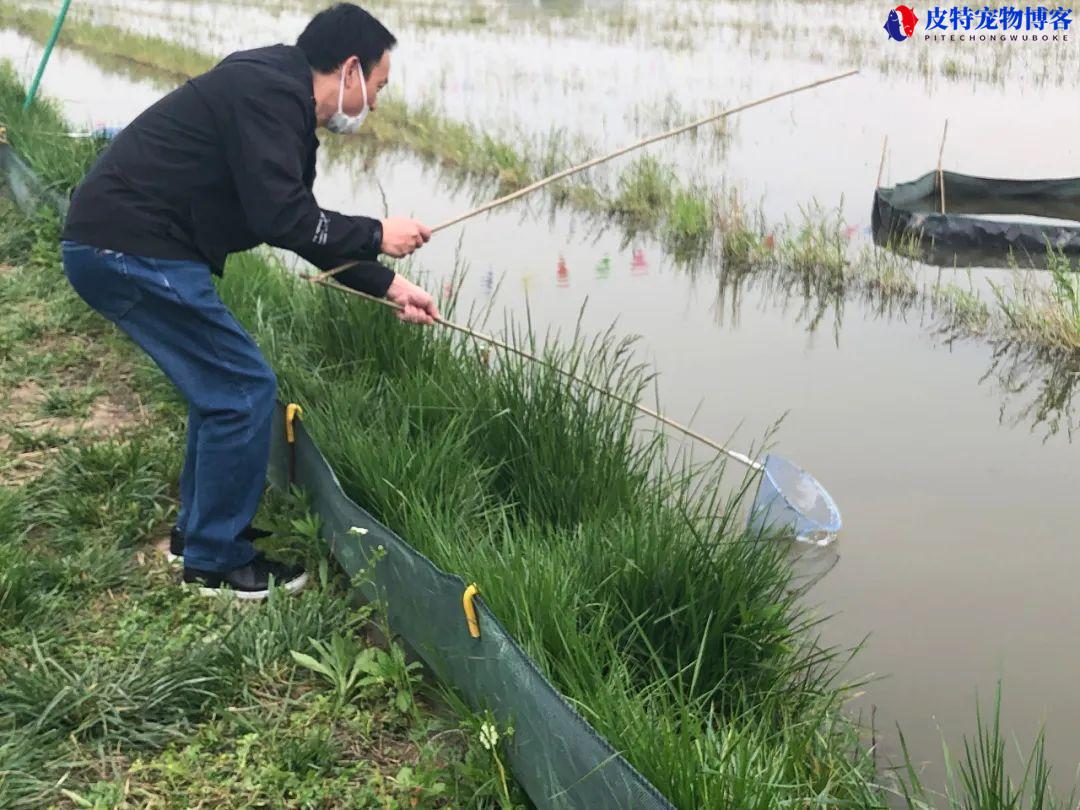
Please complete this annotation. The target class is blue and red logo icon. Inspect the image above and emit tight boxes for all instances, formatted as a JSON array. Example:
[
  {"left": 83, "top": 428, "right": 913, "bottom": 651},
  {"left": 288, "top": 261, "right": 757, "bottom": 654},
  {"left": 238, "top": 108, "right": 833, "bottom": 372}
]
[{"left": 884, "top": 5, "right": 920, "bottom": 40}]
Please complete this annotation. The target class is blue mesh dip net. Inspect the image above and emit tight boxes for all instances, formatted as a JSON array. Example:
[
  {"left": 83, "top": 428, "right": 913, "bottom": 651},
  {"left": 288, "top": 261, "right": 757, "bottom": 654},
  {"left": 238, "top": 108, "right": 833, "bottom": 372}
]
[{"left": 748, "top": 454, "right": 842, "bottom": 545}]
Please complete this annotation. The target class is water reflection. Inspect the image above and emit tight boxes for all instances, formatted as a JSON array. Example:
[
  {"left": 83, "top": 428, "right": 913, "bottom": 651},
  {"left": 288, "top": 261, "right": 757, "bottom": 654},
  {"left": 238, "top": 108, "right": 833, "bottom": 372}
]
[
  {"left": 515, "top": 0, "right": 586, "bottom": 16},
  {"left": 986, "top": 341, "right": 1080, "bottom": 441},
  {"left": 705, "top": 245, "right": 1078, "bottom": 443},
  {"left": 872, "top": 217, "right": 1080, "bottom": 271},
  {"left": 788, "top": 538, "right": 841, "bottom": 598}
]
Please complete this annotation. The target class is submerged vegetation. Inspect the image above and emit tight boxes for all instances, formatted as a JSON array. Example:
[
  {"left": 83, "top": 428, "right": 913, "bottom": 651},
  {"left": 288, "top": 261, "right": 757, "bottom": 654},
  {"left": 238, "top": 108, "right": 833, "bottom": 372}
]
[
  {"left": 994, "top": 250, "right": 1080, "bottom": 354},
  {"left": 36, "top": 0, "right": 1077, "bottom": 87},
  {"left": 3, "top": 70, "right": 1076, "bottom": 807}
]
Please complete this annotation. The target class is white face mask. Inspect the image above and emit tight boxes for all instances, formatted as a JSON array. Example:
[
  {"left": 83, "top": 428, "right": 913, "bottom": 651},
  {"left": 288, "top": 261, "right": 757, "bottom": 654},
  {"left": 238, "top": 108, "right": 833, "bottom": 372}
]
[{"left": 326, "top": 62, "right": 368, "bottom": 135}]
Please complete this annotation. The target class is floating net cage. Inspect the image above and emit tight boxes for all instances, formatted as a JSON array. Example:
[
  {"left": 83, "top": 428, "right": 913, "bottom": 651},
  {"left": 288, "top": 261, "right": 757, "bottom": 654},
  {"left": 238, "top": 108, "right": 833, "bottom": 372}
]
[
  {"left": 747, "top": 454, "right": 842, "bottom": 546},
  {"left": 872, "top": 170, "right": 1080, "bottom": 269}
]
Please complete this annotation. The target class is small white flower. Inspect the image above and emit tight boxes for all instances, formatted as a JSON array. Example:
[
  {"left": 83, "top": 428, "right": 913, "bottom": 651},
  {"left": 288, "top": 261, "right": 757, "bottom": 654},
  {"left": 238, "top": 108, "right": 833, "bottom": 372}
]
[
  {"left": 348, "top": 526, "right": 368, "bottom": 536},
  {"left": 479, "top": 721, "right": 499, "bottom": 751}
]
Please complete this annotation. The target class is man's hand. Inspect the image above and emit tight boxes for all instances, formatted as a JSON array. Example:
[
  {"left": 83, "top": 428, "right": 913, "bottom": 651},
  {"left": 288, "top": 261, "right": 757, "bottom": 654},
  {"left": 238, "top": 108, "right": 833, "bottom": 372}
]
[
  {"left": 380, "top": 217, "right": 431, "bottom": 257},
  {"left": 385, "top": 274, "right": 440, "bottom": 325}
]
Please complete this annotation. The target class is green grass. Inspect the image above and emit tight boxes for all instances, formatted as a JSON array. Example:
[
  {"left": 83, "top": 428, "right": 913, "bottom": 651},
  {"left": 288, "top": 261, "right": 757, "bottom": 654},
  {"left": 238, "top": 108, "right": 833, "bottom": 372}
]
[
  {"left": 214, "top": 242, "right": 886, "bottom": 808},
  {"left": 663, "top": 186, "right": 715, "bottom": 260},
  {"left": 0, "top": 105, "right": 520, "bottom": 808},
  {"left": 216, "top": 235, "right": 1077, "bottom": 809},
  {"left": 899, "top": 686, "right": 1073, "bottom": 810},
  {"left": 933, "top": 277, "right": 993, "bottom": 337},
  {"left": 610, "top": 155, "right": 676, "bottom": 226},
  {"left": 0, "top": 65, "right": 101, "bottom": 196},
  {"left": 781, "top": 203, "right": 850, "bottom": 295},
  {"left": 0, "top": 253, "right": 519, "bottom": 810},
  {"left": 994, "top": 250, "right": 1080, "bottom": 354}
]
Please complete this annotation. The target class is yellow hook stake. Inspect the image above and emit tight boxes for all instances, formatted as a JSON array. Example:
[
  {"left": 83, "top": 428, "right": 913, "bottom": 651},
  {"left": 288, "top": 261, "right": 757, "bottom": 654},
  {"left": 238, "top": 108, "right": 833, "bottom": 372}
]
[
  {"left": 285, "top": 403, "right": 303, "bottom": 444},
  {"left": 463, "top": 583, "right": 481, "bottom": 639},
  {"left": 285, "top": 404, "right": 304, "bottom": 486}
]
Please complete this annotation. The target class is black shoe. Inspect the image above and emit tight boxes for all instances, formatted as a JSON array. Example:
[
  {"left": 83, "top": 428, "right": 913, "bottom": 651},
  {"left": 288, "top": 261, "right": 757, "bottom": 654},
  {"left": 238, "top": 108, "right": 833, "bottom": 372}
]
[
  {"left": 167, "top": 523, "right": 273, "bottom": 563},
  {"left": 183, "top": 556, "right": 308, "bottom": 601}
]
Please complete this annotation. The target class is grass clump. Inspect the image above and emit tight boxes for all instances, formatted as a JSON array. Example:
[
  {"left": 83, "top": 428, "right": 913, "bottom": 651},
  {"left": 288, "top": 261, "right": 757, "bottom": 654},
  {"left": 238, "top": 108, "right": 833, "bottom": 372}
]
[
  {"left": 610, "top": 154, "right": 676, "bottom": 226},
  {"left": 933, "top": 277, "right": 993, "bottom": 337},
  {"left": 781, "top": 203, "right": 850, "bottom": 294},
  {"left": 994, "top": 249, "right": 1080, "bottom": 353},
  {"left": 362, "top": 97, "right": 535, "bottom": 195},
  {"left": 663, "top": 186, "right": 715, "bottom": 261},
  {"left": 899, "top": 686, "right": 1072, "bottom": 810},
  {"left": 0, "top": 636, "right": 225, "bottom": 749},
  {"left": 715, "top": 189, "right": 770, "bottom": 271}
]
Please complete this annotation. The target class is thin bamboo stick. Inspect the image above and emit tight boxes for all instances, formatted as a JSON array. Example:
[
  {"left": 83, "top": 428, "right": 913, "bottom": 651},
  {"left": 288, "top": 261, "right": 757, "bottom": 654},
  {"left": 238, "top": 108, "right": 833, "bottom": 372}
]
[
  {"left": 937, "top": 119, "right": 949, "bottom": 214},
  {"left": 308, "top": 68, "right": 860, "bottom": 285},
  {"left": 876, "top": 134, "right": 888, "bottom": 189},
  {"left": 305, "top": 275, "right": 762, "bottom": 470}
]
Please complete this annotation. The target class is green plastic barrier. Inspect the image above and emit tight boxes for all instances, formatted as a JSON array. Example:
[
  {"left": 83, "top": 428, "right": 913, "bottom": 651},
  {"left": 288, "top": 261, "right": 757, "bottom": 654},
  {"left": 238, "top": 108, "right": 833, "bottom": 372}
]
[{"left": 269, "top": 402, "right": 675, "bottom": 810}]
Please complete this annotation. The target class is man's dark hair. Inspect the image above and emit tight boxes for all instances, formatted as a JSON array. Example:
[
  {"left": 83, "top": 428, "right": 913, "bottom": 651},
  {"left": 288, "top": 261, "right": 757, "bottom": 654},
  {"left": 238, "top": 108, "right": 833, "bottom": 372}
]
[{"left": 297, "top": 4, "right": 396, "bottom": 76}]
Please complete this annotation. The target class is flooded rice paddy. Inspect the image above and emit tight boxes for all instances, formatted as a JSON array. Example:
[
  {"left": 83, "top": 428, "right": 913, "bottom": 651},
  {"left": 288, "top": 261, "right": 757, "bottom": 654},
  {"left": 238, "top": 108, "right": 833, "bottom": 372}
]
[{"left": 3, "top": 0, "right": 1078, "bottom": 796}]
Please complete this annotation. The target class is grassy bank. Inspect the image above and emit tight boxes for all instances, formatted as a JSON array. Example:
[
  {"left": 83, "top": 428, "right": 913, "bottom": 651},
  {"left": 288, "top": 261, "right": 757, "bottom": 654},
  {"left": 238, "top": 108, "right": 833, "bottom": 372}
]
[
  {"left": 0, "top": 204, "right": 519, "bottom": 808},
  {"left": 0, "top": 99, "right": 520, "bottom": 809}
]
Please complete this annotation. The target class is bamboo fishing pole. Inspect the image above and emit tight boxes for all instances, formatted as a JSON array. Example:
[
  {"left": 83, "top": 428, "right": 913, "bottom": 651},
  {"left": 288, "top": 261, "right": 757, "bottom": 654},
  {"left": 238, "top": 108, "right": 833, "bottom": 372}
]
[
  {"left": 308, "top": 68, "right": 860, "bottom": 285},
  {"left": 305, "top": 276, "right": 762, "bottom": 470}
]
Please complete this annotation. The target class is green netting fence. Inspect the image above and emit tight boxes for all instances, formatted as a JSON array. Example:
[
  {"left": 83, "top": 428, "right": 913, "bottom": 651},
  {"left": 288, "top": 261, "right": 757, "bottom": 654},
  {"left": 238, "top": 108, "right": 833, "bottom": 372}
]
[{"left": 269, "top": 402, "right": 675, "bottom": 810}]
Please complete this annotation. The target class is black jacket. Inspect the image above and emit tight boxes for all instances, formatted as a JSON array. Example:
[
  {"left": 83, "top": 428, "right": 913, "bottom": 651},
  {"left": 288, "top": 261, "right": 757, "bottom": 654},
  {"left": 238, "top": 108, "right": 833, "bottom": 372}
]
[{"left": 62, "top": 44, "right": 393, "bottom": 296}]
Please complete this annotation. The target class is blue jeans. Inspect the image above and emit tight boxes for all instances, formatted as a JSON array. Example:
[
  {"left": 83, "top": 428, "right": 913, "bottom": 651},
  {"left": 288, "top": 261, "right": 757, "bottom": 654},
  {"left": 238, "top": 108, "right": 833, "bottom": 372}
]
[{"left": 61, "top": 241, "right": 274, "bottom": 572}]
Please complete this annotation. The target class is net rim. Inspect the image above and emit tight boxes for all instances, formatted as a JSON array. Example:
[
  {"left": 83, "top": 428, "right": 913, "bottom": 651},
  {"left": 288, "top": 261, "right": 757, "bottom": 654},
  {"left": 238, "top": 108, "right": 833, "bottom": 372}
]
[{"left": 762, "top": 453, "right": 842, "bottom": 534}]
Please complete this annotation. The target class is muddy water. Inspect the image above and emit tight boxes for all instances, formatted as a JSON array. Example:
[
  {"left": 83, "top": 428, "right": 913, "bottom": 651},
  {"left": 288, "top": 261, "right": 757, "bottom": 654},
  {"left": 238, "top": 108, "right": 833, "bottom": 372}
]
[{"left": 4, "top": 4, "right": 1080, "bottom": 798}]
